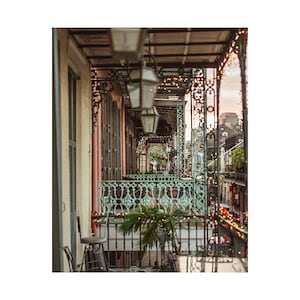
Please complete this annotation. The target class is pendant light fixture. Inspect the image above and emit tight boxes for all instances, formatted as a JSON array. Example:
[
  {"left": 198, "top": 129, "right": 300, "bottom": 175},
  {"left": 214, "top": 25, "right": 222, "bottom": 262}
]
[
  {"left": 140, "top": 106, "right": 160, "bottom": 134},
  {"left": 127, "top": 62, "right": 159, "bottom": 109},
  {"left": 109, "top": 28, "right": 146, "bottom": 60}
]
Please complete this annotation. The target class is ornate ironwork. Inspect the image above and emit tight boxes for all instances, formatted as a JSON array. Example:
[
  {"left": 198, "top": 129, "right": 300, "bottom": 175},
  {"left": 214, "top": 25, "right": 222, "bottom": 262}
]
[
  {"left": 91, "top": 69, "right": 114, "bottom": 131},
  {"left": 190, "top": 68, "right": 206, "bottom": 179},
  {"left": 176, "top": 100, "right": 185, "bottom": 175},
  {"left": 124, "top": 174, "right": 180, "bottom": 181},
  {"left": 189, "top": 67, "right": 219, "bottom": 201},
  {"left": 98, "top": 178, "right": 205, "bottom": 214}
]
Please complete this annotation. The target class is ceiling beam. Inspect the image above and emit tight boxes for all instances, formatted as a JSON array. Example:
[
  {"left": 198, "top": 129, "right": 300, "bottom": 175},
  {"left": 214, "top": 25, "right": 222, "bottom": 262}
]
[
  {"left": 93, "top": 61, "right": 218, "bottom": 68},
  {"left": 148, "top": 28, "right": 236, "bottom": 33},
  {"left": 69, "top": 28, "right": 236, "bottom": 35},
  {"left": 69, "top": 29, "right": 108, "bottom": 35},
  {"left": 77, "top": 41, "right": 227, "bottom": 49},
  {"left": 87, "top": 52, "right": 222, "bottom": 60}
]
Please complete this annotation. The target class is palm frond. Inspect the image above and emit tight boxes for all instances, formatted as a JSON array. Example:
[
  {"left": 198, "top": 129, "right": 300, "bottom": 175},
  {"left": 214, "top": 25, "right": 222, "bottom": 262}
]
[
  {"left": 142, "top": 221, "right": 158, "bottom": 250},
  {"left": 118, "top": 210, "right": 142, "bottom": 235},
  {"left": 118, "top": 205, "right": 185, "bottom": 260}
]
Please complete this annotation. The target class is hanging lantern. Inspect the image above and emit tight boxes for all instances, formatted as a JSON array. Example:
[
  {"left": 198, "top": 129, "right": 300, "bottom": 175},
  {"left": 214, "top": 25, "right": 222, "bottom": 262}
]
[
  {"left": 140, "top": 107, "right": 160, "bottom": 134},
  {"left": 127, "top": 63, "right": 159, "bottom": 109},
  {"left": 109, "top": 28, "right": 146, "bottom": 60}
]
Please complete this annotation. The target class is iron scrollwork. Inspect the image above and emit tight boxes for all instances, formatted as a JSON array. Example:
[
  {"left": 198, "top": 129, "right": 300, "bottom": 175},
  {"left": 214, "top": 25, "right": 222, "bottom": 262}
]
[{"left": 91, "top": 69, "right": 114, "bottom": 131}]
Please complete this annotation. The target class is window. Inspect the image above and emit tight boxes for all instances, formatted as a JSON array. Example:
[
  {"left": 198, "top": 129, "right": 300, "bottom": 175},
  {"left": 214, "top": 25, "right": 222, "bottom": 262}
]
[{"left": 101, "top": 95, "right": 121, "bottom": 179}]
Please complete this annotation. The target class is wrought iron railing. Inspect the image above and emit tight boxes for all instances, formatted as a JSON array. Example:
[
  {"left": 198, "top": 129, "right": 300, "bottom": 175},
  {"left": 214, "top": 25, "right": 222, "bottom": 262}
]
[
  {"left": 218, "top": 214, "right": 248, "bottom": 241},
  {"left": 223, "top": 171, "right": 245, "bottom": 182},
  {"left": 123, "top": 173, "right": 180, "bottom": 181},
  {"left": 98, "top": 176, "right": 205, "bottom": 214},
  {"left": 94, "top": 176, "right": 247, "bottom": 270},
  {"left": 94, "top": 214, "right": 214, "bottom": 270}
]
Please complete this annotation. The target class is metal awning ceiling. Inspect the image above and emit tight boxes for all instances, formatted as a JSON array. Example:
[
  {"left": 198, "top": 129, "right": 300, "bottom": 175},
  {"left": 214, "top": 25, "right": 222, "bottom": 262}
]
[
  {"left": 68, "top": 28, "right": 244, "bottom": 137},
  {"left": 68, "top": 28, "right": 240, "bottom": 70}
]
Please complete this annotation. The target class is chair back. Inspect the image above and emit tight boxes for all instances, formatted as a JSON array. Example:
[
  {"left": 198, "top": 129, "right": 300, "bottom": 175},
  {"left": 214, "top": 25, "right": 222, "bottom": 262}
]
[
  {"left": 76, "top": 215, "right": 82, "bottom": 240},
  {"left": 77, "top": 212, "right": 110, "bottom": 239},
  {"left": 103, "top": 212, "right": 110, "bottom": 238},
  {"left": 63, "top": 246, "right": 76, "bottom": 272}
]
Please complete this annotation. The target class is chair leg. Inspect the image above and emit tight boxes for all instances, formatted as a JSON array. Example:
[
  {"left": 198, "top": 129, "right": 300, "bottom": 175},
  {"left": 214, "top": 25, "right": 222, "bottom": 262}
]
[
  {"left": 63, "top": 246, "right": 76, "bottom": 272},
  {"left": 98, "top": 244, "right": 109, "bottom": 271},
  {"left": 80, "top": 245, "right": 88, "bottom": 272},
  {"left": 83, "top": 244, "right": 108, "bottom": 272}
]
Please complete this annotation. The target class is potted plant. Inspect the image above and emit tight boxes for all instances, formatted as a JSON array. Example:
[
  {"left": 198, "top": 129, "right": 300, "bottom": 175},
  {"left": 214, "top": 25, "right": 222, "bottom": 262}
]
[
  {"left": 231, "top": 146, "right": 245, "bottom": 172},
  {"left": 119, "top": 205, "right": 185, "bottom": 271}
]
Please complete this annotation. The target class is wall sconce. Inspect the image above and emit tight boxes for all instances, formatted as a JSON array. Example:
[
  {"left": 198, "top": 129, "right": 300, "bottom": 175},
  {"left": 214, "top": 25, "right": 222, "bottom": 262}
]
[
  {"left": 109, "top": 28, "right": 146, "bottom": 60},
  {"left": 140, "top": 106, "right": 160, "bottom": 134},
  {"left": 127, "top": 62, "right": 159, "bottom": 109}
]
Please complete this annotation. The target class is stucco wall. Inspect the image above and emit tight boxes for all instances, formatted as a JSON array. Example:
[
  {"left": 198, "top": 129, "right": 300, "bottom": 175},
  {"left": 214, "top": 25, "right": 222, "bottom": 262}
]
[{"left": 57, "top": 29, "right": 92, "bottom": 271}]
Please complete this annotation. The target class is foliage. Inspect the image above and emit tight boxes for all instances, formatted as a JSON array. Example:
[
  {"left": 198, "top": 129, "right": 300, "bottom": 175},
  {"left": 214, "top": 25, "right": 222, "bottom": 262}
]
[
  {"left": 149, "top": 144, "right": 167, "bottom": 165},
  {"left": 232, "top": 146, "right": 245, "bottom": 170},
  {"left": 119, "top": 206, "right": 185, "bottom": 260}
]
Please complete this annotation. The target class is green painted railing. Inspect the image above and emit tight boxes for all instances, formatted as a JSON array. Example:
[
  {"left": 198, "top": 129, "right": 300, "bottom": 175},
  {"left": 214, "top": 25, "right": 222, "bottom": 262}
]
[
  {"left": 99, "top": 177, "right": 205, "bottom": 214},
  {"left": 123, "top": 174, "right": 180, "bottom": 181}
]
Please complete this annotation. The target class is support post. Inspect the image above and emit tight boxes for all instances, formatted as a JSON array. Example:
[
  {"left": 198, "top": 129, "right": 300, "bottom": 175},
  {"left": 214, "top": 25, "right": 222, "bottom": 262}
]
[
  {"left": 237, "top": 31, "right": 248, "bottom": 214},
  {"left": 52, "top": 28, "right": 63, "bottom": 271},
  {"left": 176, "top": 100, "right": 185, "bottom": 175},
  {"left": 214, "top": 71, "right": 222, "bottom": 272}
]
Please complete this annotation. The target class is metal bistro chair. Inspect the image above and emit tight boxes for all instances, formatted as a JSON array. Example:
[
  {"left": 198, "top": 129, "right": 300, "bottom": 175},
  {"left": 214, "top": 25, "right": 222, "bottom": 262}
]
[
  {"left": 63, "top": 246, "right": 81, "bottom": 272},
  {"left": 77, "top": 213, "right": 109, "bottom": 272}
]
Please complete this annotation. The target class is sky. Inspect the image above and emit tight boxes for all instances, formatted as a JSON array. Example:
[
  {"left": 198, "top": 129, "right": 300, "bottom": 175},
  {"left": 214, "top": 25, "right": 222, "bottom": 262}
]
[{"left": 220, "top": 53, "right": 243, "bottom": 119}]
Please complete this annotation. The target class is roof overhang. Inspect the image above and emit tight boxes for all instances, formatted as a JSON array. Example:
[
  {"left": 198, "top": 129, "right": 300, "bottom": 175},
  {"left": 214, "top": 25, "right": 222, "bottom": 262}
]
[
  {"left": 67, "top": 28, "right": 247, "bottom": 137},
  {"left": 68, "top": 27, "right": 242, "bottom": 71}
]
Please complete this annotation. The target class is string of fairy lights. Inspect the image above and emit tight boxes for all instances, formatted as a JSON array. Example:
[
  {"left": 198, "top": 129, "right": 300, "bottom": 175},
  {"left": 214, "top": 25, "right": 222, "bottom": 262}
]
[
  {"left": 157, "top": 75, "right": 189, "bottom": 93},
  {"left": 217, "top": 29, "right": 248, "bottom": 78},
  {"left": 91, "top": 209, "right": 247, "bottom": 240}
]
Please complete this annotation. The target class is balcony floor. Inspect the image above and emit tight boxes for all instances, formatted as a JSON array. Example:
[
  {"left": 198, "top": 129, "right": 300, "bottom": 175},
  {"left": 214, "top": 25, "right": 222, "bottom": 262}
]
[
  {"left": 106, "top": 256, "right": 247, "bottom": 272},
  {"left": 177, "top": 255, "right": 247, "bottom": 272}
]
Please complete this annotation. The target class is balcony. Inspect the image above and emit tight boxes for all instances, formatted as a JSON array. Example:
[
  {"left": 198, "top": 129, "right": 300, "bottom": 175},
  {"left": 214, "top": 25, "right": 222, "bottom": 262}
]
[
  {"left": 87, "top": 174, "right": 247, "bottom": 272},
  {"left": 224, "top": 171, "right": 245, "bottom": 182},
  {"left": 98, "top": 174, "right": 205, "bottom": 214},
  {"left": 53, "top": 28, "right": 249, "bottom": 273},
  {"left": 91, "top": 212, "right": 246, "bottom": 272}
]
